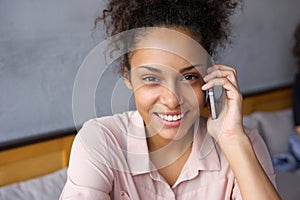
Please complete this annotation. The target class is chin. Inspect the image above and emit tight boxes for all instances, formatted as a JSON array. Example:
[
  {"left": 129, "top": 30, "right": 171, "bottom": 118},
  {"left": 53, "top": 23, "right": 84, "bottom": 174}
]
[{"left": 157, "top": 125, "right": 193, "bottom": 141}]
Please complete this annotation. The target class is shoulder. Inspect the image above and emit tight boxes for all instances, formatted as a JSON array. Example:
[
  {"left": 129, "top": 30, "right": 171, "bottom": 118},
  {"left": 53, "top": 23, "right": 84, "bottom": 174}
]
[
  {"left": 76, "top": 110, "right": 141, "bottom": 153},
  {"left": 72, "top": 111, "right": 142, "bottom": 170},
  {"left": 79, "top": 110, "right": 139, "bottom": 137}
]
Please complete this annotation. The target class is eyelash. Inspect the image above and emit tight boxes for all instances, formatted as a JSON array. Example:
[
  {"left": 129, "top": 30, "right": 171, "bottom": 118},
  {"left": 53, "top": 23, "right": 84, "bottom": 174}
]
[
  {"left": 142, "top": 75, "right": 159, "bottom": 83},
  {"left": 181, "top": 74, "right": 200, "bottom": 81},
  {"left": 141, "top": 74, "right": 200, "bottom": 84}
]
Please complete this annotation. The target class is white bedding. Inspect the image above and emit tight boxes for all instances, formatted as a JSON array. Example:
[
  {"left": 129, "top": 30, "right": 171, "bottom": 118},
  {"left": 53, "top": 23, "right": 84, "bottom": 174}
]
[{"left": 0, "top": 168, "right": 67, "bottom": 200}]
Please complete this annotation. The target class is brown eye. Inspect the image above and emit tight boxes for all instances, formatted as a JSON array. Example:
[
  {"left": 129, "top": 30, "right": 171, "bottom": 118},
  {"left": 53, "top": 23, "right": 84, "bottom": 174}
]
[
  {"left": 142, "top": 75, "right": 159, "bottom": 83},
  {"left": 181, "top": 74, "right": 200, "bottom": 81}
]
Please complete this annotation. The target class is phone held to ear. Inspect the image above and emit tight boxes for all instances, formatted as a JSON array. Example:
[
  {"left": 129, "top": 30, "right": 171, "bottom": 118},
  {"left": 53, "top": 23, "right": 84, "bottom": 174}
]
[
  {"left": 208, "top": 88, "right": 217, "bottom": 119},
  {"left": 207, "top": 86, "right": 224, "bottom": 120},
  {"left": 204, "top": 60, "right": 224, "bottom": 120}
]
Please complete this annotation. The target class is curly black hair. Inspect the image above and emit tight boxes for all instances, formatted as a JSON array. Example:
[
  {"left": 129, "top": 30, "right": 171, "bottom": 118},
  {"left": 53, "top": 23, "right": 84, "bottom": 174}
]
[{"left": 95, "top": 0, "right": 241, "bottom": 73}]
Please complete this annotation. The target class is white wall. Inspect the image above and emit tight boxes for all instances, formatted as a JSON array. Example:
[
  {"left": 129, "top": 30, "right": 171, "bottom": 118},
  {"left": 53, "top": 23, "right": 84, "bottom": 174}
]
[{"left": 0, "top": 0, "right": 300, "bottom": 142}]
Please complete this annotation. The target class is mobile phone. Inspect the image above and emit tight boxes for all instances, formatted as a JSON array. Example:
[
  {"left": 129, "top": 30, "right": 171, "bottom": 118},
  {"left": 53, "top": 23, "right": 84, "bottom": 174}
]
[
  {"left": 208, "top": 88, "right": 217, "bottom": 119},
  {"left": 207, "top": 86, "right": 223, "bottom": 120}
]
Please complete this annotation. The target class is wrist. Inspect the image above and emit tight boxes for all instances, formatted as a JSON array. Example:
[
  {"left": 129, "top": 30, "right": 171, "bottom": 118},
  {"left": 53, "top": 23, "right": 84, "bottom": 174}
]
[
  {"left": 217, "top": 131, "right": 252, "bottom": 154},
  {"left": 217, "top": 130, "right": 249, "bottom": 145}
]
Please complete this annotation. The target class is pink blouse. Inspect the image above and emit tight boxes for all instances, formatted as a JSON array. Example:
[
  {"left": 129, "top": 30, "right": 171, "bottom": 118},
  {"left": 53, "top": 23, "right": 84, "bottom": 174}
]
[{"left": 59, "top": 111, "right": 276, "bottom": 199}]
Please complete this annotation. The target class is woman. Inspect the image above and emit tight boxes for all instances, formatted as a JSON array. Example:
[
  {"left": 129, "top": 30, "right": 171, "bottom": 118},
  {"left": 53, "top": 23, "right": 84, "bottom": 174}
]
[{"left": 60, "top": 0, "right": 281, "bottom": 199}]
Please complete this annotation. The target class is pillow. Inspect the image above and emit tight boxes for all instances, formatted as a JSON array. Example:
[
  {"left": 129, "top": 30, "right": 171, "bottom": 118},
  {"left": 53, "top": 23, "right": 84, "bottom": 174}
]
[
  {"left": 251, "top": 109, "right": 293, "bottom": 156},
  {"left": 243, "top": 114, "right": 260, "bottom": 130},
  {"left": 0, "top": 168, "right": 67, "bottom": 200}
]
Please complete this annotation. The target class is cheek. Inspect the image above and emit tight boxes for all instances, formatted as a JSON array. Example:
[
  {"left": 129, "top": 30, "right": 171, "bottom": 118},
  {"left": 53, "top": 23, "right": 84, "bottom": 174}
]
[
  {"left": 197, "top": 92, "right": 206, "bottom": 109},
  {"left": 182, "top": 85, "right": 206, "bottom": 107},
  {"left": 133, "top": 87, "right": 158, "bottom": 110}
]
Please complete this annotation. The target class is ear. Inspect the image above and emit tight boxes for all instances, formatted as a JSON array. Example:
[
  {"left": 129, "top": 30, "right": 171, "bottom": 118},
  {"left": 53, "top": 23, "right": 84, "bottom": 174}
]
[
  {"left": 122, "top": 61, "right": 133, "bottom": 90},
  {"left": 124, "top": 75, "right": 133, "bottom": 90}
]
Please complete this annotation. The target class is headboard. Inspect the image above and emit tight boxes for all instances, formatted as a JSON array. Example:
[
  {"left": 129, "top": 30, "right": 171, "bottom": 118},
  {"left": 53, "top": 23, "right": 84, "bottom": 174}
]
[
  {"left": 0, "top": 134, "right": 75, "bottom": 186},
  {"left": 242, "top": 86, "right": 292, "bottom": 115}
]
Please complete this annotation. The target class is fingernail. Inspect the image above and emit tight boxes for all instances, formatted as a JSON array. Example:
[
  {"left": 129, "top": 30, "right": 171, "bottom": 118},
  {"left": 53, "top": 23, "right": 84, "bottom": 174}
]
[{"left": 202, "top": 84, "right": 208, "bottom": 90}]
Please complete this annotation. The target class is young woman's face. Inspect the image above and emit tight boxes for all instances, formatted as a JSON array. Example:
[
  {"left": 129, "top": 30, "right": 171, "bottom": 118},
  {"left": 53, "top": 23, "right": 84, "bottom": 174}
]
[{"left": 125, "top": 28, "right": 207, "bottom": 140}]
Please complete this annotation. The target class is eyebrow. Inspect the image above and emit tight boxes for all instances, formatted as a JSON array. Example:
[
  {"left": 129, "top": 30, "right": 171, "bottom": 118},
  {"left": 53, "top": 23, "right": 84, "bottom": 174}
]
[
  {"left": 139, "top": 66, "right": 161, "bottom": 73},
  {"left": 179, "top": 64, "right": 203, "bottom": 73},
  {"left": 139, "top": 64, "right": 203, "bottom": 74}
]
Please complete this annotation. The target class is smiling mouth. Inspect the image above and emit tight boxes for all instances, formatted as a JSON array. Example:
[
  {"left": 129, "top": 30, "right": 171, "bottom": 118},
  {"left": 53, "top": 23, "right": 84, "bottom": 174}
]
[{"left": 156, "top": 113, "right": 185, "bottom": 122}]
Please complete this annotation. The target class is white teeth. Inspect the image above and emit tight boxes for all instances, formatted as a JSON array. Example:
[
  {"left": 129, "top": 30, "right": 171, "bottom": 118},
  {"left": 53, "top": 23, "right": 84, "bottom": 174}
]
[
  {"left": 157, "top": 113, "right": 184, "bottom": 121},
  {"left": 163, "top": 115, "right": 168, "bottom": 120}
]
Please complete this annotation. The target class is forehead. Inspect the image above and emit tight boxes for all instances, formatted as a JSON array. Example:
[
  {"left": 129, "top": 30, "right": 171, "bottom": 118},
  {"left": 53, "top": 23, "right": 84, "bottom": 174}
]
[
  {"left": 130, "top": 49, "right": 204, "bottom": 73},
  {"left": 135, "top": 28, "right": 208, "bottom": 63},
  {"left": 130, "top": 28, "right": 210, "bottom": 75}
]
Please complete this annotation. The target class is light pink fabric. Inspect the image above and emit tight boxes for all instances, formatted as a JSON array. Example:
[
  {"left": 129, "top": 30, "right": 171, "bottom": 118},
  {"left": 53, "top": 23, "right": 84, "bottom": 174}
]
[{"left": 60, "top": 111, "right": 276, "bottom": 200}]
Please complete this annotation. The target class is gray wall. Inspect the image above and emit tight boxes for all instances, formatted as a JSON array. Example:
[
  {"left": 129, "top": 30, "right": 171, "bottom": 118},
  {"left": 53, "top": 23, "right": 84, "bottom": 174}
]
[
  {"left": 0, "top": 0, "right": 105, "bottom": 142},
  {"left": 219, "top": 0, "right": 300, "bottom": 93},
  {"left": 0, "top": 0, "right": 300, "bottom": 143}
]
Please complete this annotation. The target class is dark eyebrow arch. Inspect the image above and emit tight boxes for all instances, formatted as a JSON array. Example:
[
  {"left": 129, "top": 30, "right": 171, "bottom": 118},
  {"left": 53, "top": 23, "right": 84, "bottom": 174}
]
[
  {"left": 179, "top": 64, "right": 203, "bottom": 73},
  {"left": 139, "top": 64, "right": 203, "bottom": 73}
]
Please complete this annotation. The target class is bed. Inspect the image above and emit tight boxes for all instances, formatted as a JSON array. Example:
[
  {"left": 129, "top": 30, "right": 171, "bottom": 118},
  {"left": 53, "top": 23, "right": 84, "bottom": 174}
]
[
  {"left": 0, "top": 86, "right": 298, "bottom": 200},
  {"left": 0, "top": 134, "right": 75, "bottom": 200}
]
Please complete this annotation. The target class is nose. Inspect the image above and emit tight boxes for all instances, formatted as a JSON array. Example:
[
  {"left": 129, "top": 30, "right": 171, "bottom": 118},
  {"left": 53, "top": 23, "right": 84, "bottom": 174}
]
[{"left": 160, "top": 85, "right": 183, "bottom": 109}]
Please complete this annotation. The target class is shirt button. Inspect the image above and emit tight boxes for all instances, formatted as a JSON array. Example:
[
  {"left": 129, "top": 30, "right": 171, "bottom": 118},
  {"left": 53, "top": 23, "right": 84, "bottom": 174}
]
[{"left": 120, "top": 191, "right": 125, "bottom": 196}]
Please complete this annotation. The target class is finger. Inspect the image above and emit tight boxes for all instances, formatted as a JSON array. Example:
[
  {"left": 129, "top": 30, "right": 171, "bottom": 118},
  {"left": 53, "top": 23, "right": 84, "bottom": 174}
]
[
  {"left": 204, "top": 69, "right": 239, "bottom": 88},
  {"left": 206, "top": 65, "right": 239, "bottom": 88},
  {"left": 202, "top": 77, "right": 236, "bottom": 90},
  {"left": 207, "top": 64, "right": 237, "bottom": 76},
  {"left": 201, "top": 77, "right": 241, "bottom": 100}
]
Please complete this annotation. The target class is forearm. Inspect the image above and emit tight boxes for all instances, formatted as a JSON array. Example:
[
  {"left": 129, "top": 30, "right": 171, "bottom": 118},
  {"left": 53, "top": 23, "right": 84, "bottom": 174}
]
[{"left": 218, "top": 133, "right": 281, "bottom": 200}]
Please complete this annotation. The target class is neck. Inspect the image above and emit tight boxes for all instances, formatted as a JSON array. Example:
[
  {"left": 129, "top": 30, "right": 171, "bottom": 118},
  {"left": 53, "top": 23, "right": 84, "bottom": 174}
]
[{"left": 146, "top": 126, "right": 194, "bottom": 169}]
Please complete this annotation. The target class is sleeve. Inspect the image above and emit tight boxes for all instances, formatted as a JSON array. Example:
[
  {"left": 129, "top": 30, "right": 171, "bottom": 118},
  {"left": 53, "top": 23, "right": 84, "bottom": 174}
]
[
  {"left": 293, "top": 73, "right": 300, "bottom": 126},
  {"left": 250, "top": 129, "right": 277, "bottom": 186},
  {"left": 59, "top": 120, "right": 114, "bottom": 200},
  {"left": 231, "top": 129, "right": 277, "bottom": 199}
]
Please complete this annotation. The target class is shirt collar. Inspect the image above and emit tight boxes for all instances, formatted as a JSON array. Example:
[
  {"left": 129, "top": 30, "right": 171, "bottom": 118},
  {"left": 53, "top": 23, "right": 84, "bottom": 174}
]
[
  {"left": 186, "top": 120, "right": 221, "bottom": 173},
  {"left": 126, "top": 111, "right": 221, "bottom": 176},
  {"left": 126, "top": 111, "right": 152, "bottom": 175}
]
